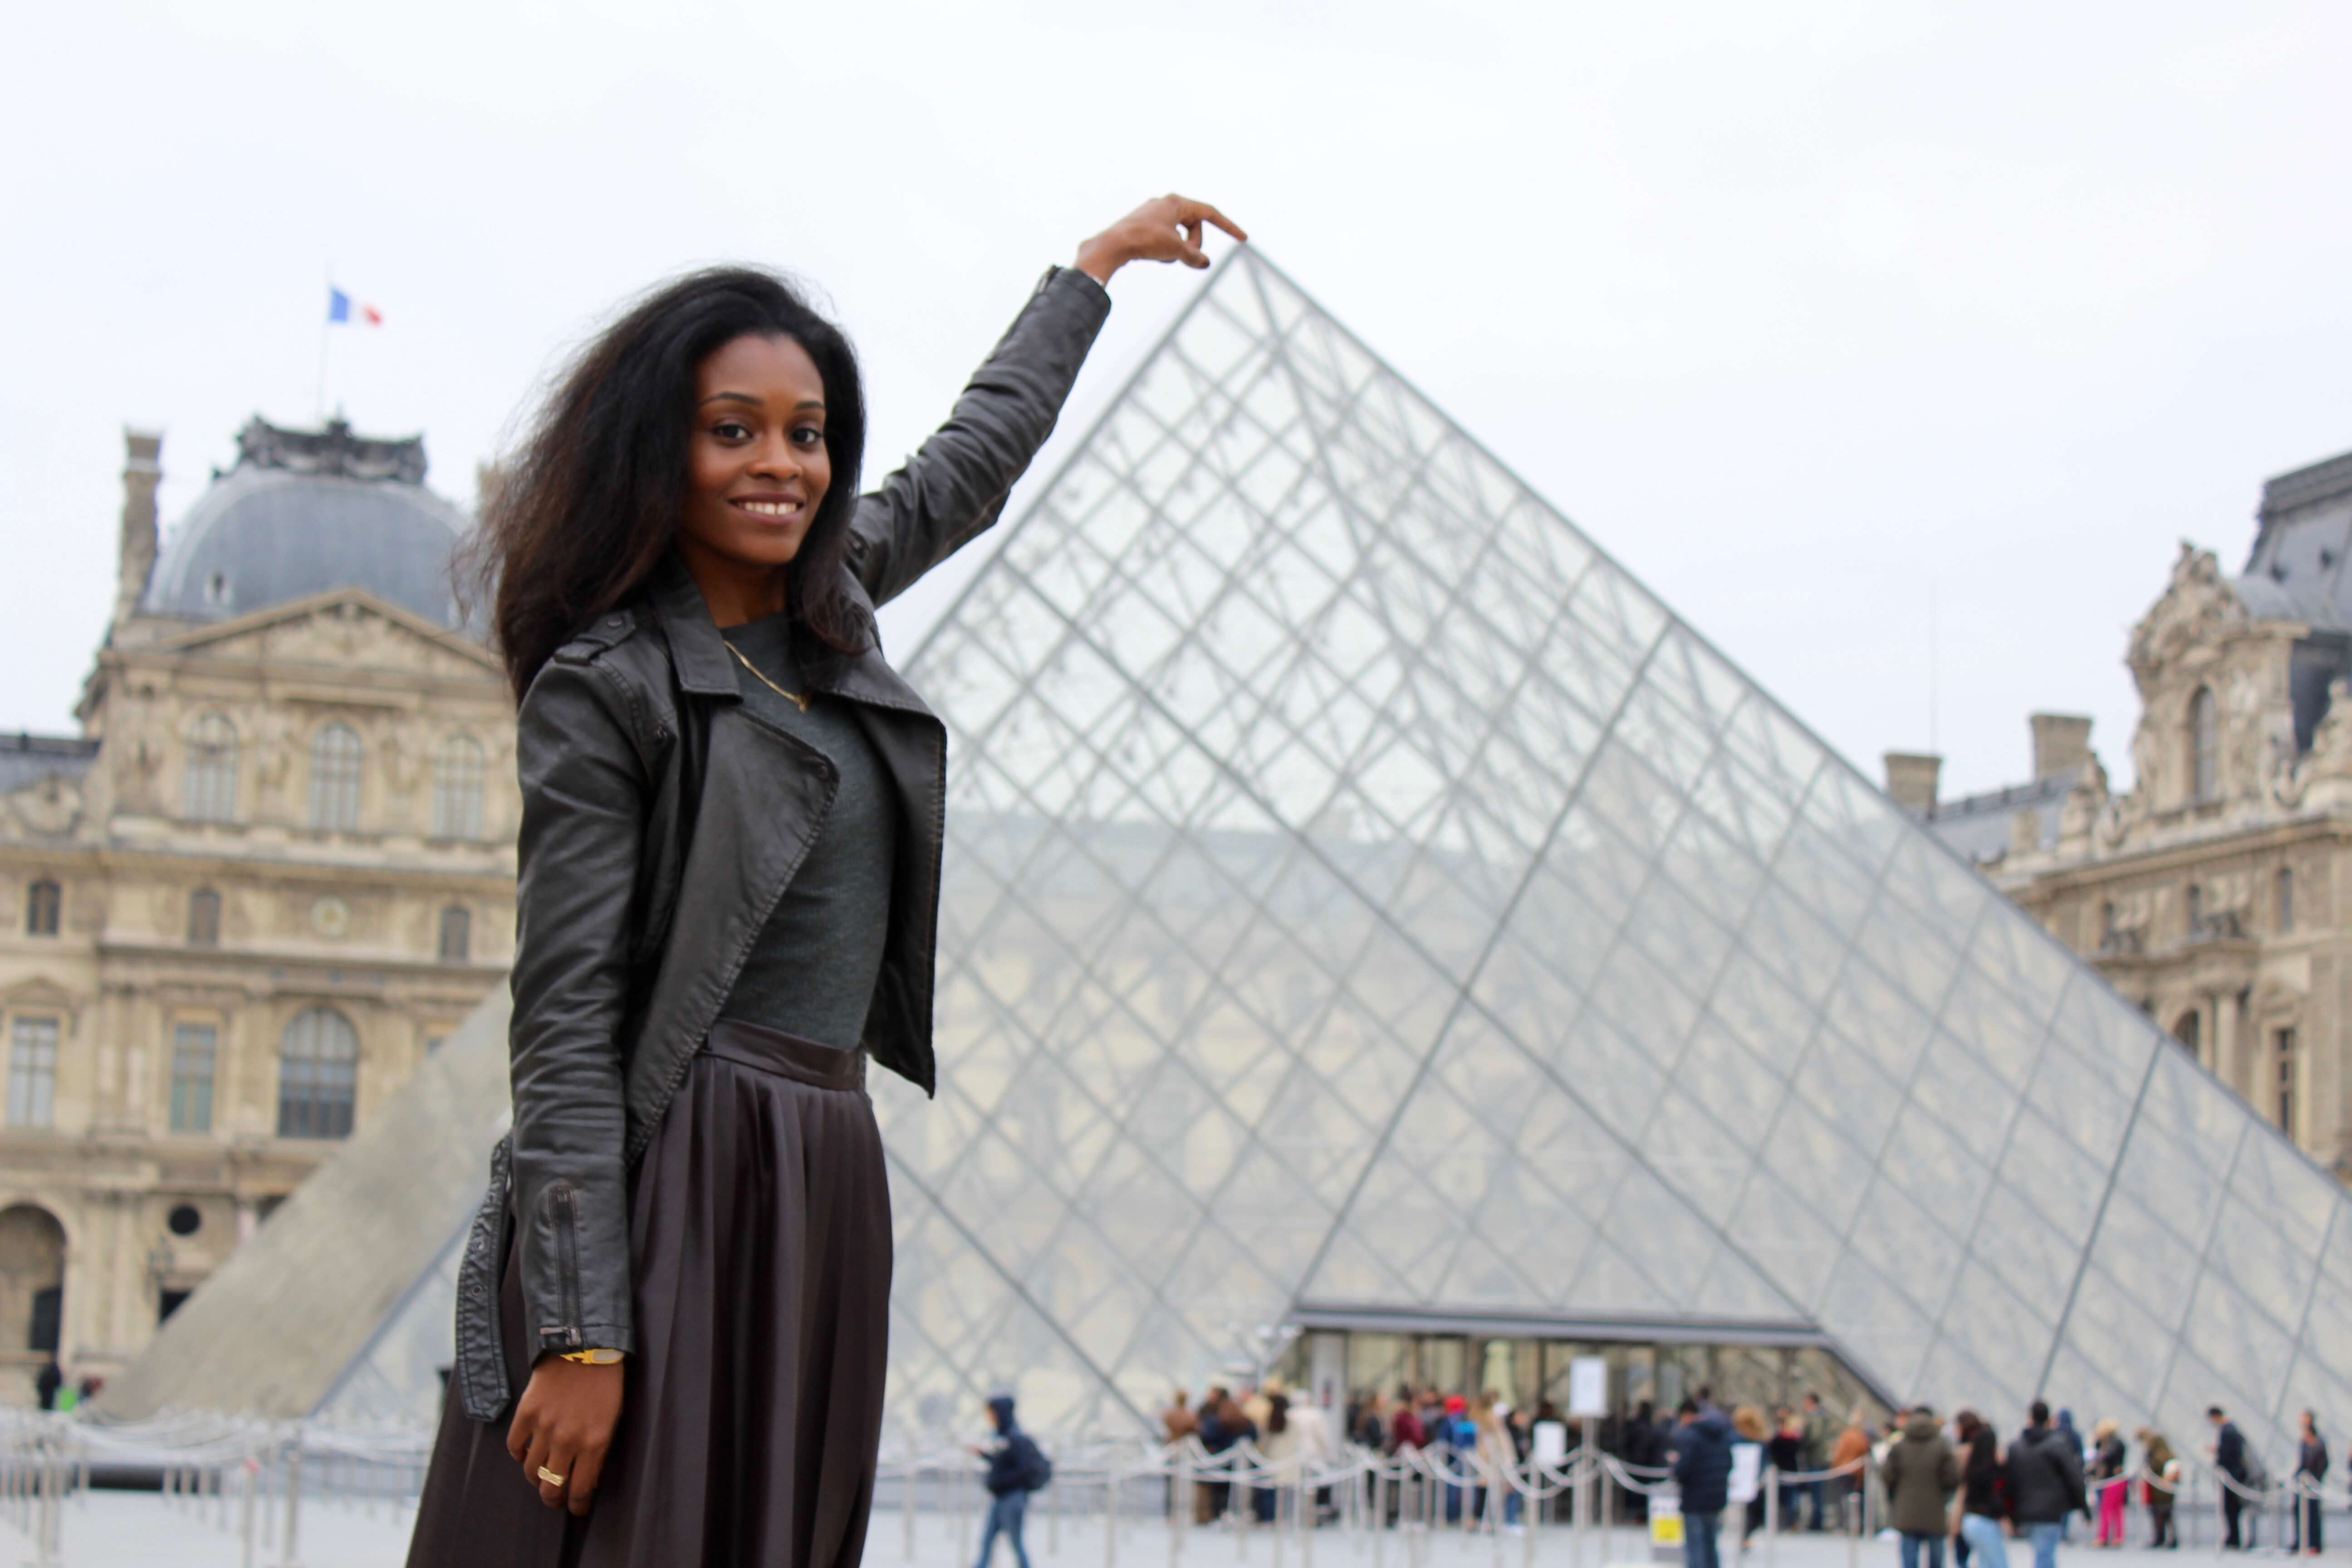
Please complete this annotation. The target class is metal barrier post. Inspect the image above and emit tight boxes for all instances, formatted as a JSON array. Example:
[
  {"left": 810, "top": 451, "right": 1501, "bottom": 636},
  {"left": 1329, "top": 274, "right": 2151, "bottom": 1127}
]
[
  {"left": 904, "top": 1464, "right": 917, "bottom": 1562},
  {"left": 1104, "top": 1473, "right": 1117, "bottom": 1568},
  {"left": 241, "top": 1456, "right": 260, "bottom": 1568},
  {"left": 1764, "top": 1466, "right": 1779, "bottom": 1568},
  {"left": 279, "top": 1438, "right": 303, "bottom": 1568}
]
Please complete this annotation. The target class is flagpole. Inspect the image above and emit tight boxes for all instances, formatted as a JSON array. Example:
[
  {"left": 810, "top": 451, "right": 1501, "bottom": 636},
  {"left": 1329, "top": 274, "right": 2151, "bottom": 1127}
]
[{"left": 317, "top": 262, "right": 332, "bottom": 424}]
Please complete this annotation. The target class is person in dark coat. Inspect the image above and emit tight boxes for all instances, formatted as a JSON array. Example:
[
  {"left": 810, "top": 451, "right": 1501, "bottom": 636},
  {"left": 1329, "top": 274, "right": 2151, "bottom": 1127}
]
[
  {"left": 1671, "top": 1399, "right": 1735, "bottom": 1568},
  {"left": 2011, "top": 1402, "right": 2088, "bottom": 1568},
  {"left": 31, "top": 1359, "right": 59, "bottom": 1412},
  {"left": 1881, "top": 1406, "right": 1961, "bottom": 1568},
  {"left": 972, "top": 1396, "right": 1048, "bottom": 1568},
  {"left": 400, "top": 195, "right": 1245, "bottom": 1568},
  {"left": 2209, "top": 1406, "right": 2257, "bottom": 1549},
  {"left": 2293, "top": 1410, "right": 2328, "bottom": 1555}
]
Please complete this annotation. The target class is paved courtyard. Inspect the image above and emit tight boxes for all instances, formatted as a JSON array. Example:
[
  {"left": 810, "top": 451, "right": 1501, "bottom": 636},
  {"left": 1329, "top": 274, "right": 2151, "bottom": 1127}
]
[{"left": 0, "top": 1496, "right": 2314, "bottom": 1568}]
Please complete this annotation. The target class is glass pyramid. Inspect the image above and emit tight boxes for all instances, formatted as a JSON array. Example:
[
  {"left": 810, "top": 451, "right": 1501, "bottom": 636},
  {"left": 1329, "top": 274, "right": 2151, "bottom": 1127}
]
[{"left": 877, "top": 247, "right": 2352, "bottom": 1455}]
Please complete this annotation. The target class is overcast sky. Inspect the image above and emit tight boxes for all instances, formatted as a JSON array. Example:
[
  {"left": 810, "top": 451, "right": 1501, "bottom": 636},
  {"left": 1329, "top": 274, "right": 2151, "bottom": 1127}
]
[{"left": 5, "top": 1, "right": 2348, "bottom": 800}]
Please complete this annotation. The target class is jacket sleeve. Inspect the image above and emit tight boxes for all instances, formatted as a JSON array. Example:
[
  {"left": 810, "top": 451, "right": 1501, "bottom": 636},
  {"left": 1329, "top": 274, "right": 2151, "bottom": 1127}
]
[
  {"left": 847, "top": 266, "right": 1112, "bottom": 609},
  {"left": 506, "top": 652, "right": 647, "bottom": 1359},
  {"left": 1938, "top": 1442, "right": 1961, "bottom": 1494}
]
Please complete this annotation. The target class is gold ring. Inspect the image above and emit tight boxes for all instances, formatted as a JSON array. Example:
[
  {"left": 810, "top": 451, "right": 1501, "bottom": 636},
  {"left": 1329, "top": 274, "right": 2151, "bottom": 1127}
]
[{"left": 538, "top": 1466, "right": 568, "bottom": 1487}]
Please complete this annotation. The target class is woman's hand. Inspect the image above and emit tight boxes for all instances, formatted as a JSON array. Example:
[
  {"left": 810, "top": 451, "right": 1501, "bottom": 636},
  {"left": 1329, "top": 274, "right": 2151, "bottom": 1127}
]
[
  {"left": 1075, "top": 195, "right": 1248, "bottom": 284},
  {"left": 507, "top": 1357, "right": 624, "bottom": 1515}
]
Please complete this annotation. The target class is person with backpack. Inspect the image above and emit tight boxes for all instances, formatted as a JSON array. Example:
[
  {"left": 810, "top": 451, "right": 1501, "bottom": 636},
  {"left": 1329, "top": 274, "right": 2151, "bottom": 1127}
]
[
  {"left": 1952, "top": 1410, "right": 2009, "bottom": 1568},
  {"left": 971, "top": 1394, "right": 1052, "bottom": 1568},
  {"left": 1881, "top": 1405, "right": 1961, "bottom": 1568},
  {"left": 2010, "top": 1401, "right": 2088, "bottom": 1568},
  {"left": 2208, "top": 1406, "right": 2262, "bottom": 1549},
  {"left": 1671, "top": 1398, "right": 1737, "bottom": 1568}
]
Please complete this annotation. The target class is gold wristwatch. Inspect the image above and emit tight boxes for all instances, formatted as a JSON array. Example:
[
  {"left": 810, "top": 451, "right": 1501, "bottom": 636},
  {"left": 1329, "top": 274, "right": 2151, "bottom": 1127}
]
[{"left": 560, "top": 1348, "right": 625, "bottom": 1365}]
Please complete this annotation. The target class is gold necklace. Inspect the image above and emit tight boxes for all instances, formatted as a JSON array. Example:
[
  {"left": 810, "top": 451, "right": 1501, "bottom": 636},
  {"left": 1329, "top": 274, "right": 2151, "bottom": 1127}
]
[{"left": 723, "top": 639, "right": 812, "bottom": 713}]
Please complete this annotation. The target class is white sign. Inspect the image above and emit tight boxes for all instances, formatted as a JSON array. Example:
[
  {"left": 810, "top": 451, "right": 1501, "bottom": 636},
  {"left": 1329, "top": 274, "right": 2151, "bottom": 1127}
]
[
  {"left": 1568, "top": 1356, "right": 1609, "bottom": 1419},
  {"left": 1533, "top": 1419, "right": 1568, "bottom": 1467}
]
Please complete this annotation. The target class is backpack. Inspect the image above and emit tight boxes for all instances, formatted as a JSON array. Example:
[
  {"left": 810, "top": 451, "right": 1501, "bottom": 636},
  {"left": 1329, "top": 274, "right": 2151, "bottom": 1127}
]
[
  {"left": 1011, "top": 1432, "right": 1054, "bottom": 1493},
  {"left": 2240, "top": 1446, "right": 2269, "bottom": 1494}
]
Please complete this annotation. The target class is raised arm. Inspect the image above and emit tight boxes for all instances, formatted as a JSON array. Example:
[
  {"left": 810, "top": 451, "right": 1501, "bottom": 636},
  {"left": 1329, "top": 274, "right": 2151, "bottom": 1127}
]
[{"left": 847, "top": 194, "right": 1245, "bottom": 608}]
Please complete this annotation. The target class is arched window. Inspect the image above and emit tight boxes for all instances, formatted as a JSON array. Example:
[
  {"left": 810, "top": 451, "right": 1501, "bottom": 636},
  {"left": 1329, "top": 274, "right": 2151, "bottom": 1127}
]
[
  {"left": 23, "top": 880, "right": 59, "bottom": 937},
  {"left": 309, "top": 723, "right": 363, "bottom": 832},
  {"left": 2190, "top": 686, "right": 2219, "bottom": 803},
  {"left": 431, "top": 733, "right": 485, "bottom": 840},
  {"left": 277, "top": 1007, "right": 359, "bottom": 1139},
  {"left": 186, "top": 888, "right": 221, "bottom": 947},
  {"left": 437, "top": 906, "right": 471, "bottom": 963},
  {"left": 181, "top": 711, "right": 239, "bottom": 822}
]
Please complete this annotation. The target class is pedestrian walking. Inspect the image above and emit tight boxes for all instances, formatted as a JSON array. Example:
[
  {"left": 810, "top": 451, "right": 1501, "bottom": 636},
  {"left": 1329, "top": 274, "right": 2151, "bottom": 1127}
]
[
  {"left": 2089, "top": 1420, "right": 2127, "bottom": 1546},
  {"left": 2208, "top": 1406, "right": 2260, "bottom": 1549},
  {"left": 2293, "top": 1410, "right": 2327, "bottom": 1556},
  {"left": 2136, "top": 1429, "right": 2179, "bottom": 1550},
  {"left": 400, "top": 193, "right": 1243, "bottom": 1568},
  {"left": 1952, "top": 1411, "right": 2009, "bottom": 1568},
  {"left": 2010, "top": 1401, "right": 2089, "bottom": 1568},
  {"left": 971, "top": 1396, "right": 1052, "bottom": 1568},
  {"left": 1882, "top": 1405, "right": 1961, "bottom": 1568},
  {"left": 1671, "top": 1398, "right": 1736, "bottom": 1568}
]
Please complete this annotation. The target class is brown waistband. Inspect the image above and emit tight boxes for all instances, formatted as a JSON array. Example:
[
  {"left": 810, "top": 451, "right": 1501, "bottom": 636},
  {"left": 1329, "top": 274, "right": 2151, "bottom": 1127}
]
[{"left": 703, "top": 1019, "right": 867, "bottom": 1091}]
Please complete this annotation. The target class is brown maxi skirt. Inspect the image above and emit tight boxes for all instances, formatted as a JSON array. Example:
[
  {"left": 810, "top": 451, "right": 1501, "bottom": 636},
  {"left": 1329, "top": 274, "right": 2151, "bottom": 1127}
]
[{"left": 406, "top": 1022, "right": 893, "bottom": 1568}]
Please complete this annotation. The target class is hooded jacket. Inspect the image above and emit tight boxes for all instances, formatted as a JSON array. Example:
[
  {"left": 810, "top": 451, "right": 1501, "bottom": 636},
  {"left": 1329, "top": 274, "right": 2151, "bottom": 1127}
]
[
  {"left": 985, "top": 1396, "right": 1047, "bottom": 1496},
  {"left": 1672, "top": 1411, "right": 1736, "bottom": 1514},
  {"left": 2009, "top": 1422, "right": 2088, "bottom": 1524},
  {"left": 1880, "top": 1411, "right": 1961, "bottom": 1535},
  {"left": 450, "top": 266, "right": 1112, "bottom": 1423}
]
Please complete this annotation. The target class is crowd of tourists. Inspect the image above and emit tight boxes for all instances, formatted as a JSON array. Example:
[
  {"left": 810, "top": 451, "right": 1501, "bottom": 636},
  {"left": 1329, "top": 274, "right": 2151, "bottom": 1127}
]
[
  {"left": 1152, "top": 1377, "right": 2335, "bottom": 1568},
  {"left": 1668, "top": 1395, "right": 2330, "bottom": 1568}
]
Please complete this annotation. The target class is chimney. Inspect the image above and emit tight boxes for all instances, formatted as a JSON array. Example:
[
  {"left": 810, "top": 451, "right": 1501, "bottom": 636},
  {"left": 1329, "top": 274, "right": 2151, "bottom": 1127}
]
[
  {"left": 110, "top": 428, "right": 163, "bottom": 638},
  {"left": 1883, "top": 752, "right": 1942, "bottom": 815},
  {"left": 2029, "top": 713, "right": 2093, "bottom": 782}
]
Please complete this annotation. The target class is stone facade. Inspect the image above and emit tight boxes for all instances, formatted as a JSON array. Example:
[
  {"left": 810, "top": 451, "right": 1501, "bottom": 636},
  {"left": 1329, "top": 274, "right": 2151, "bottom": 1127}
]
[
  {"left": 0, "top": 424, "right": 515, "bottom": 1398},
  {"left": 1910, "top": 448, "right": 2352, "bottom": 1180}
]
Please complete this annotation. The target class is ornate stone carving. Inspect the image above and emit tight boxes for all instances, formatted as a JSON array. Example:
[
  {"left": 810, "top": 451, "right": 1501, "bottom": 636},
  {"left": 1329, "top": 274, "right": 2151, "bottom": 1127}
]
[
  {"left": 2129, "top": 543, "right": 2247, "bottom": 679},
  {"left": 6, "top": 775, "right": 83, "bottom": 838},
  {"left": 235, "top": 415, "right": 427, "bottom": 485}
]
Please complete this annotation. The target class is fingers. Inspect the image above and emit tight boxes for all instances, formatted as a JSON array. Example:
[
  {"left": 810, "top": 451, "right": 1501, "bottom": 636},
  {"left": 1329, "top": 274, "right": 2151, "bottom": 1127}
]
[
  {"left": 507, "top": 1406, "right": 533, "bottom": 1465},
  {"left": 537, "top": 1436, "right": 576, "bottom": 1510},
  {"left": 568, "top": 1441, "right": 609, "bottom": 1516}
]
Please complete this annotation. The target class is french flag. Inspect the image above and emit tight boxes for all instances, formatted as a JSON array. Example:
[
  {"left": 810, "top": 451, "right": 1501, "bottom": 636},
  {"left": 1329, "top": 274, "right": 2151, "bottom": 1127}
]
[{"left": 327, "top": 287, "right": 382, "bottom": 327}]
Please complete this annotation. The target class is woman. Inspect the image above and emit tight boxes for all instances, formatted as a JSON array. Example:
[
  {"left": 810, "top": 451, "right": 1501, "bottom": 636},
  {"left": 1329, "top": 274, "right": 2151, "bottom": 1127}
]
[
  {"left": 404, "top": 194, "right": 1244, "bottom": 1568},
  {"left": 2137, "top": 1428, "right": 2179, "bottom": 1550},
  {"left": 1732, "top": 1405, "right": 1770, "bottom": 1553},
  {"left": 1769, "top": 1406, "right": 1807, "bottom": 1534},
  {"left": 2090, "top": 1419, "right": 2127, "bottom": 1547},
  {"left": 2294, "top": 1410, "right": 2328, "bottom": 1555},
  {"left": 1952, "top": 1410, "right": 2008, "bottom": 1568},
  {"left": 1257, "top": 1392, "right": 1294, "bottom": 1523}
]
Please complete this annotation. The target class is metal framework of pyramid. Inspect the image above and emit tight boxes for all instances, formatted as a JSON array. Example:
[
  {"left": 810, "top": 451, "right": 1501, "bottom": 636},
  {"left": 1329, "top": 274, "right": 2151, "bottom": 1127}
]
[
  {"left": 108, "top": 248, "right": 2352, "bottom": 1465},
  {"left": 874, "top": 248, "right": 2352, "bottom": 1454}
]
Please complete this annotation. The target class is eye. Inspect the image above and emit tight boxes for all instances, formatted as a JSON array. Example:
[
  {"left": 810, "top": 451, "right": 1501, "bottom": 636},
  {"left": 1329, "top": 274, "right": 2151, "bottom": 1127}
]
[
  {"left": 710, "top": 419, "right": 753, "bottom": 441},
  {"left": 792, "top": 426, "right": 825, "bottom": 448}
]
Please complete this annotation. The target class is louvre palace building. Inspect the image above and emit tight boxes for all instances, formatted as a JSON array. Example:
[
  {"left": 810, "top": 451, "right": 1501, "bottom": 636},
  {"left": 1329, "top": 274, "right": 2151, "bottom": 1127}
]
[
  {"left": 90, "top": 250, "right": 2352, "bottom": 1475},
  {"left": 0, "top": 415, "right": 514, "bottom": 1396},
  {"left": 1904, "top": 448, "right": 2352, "bottom": 1185}
]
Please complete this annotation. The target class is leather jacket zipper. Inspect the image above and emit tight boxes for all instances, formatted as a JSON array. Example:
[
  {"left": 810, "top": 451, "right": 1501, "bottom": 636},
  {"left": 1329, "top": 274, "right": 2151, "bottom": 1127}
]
[{"left": 549, "top": 1181, "right": 583, "bottom": 1350}]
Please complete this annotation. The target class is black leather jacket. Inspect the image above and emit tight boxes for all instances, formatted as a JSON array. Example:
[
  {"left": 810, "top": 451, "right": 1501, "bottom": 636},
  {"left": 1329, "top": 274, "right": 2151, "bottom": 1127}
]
[{"left": 454, "top": 266, "right": 1112, "bottom": 1423}]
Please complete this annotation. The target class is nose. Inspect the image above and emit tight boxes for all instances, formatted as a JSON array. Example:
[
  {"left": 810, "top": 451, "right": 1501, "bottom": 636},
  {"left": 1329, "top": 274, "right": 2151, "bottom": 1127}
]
[{"left": 748, "top": 431, "right": 802, "bottom": 482}]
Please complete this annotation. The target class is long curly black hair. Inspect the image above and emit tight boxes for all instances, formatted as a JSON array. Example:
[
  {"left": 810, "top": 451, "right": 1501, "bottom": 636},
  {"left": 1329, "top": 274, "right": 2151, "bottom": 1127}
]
[{"left": 464, "top": 266, "right": 869, "bottom": 701}]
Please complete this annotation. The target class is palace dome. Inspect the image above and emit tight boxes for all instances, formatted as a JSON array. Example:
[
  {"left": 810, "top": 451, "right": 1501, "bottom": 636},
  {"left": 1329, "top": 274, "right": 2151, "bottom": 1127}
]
[{"left": 142, "top": 416, "right": 473, "bottom": 631}]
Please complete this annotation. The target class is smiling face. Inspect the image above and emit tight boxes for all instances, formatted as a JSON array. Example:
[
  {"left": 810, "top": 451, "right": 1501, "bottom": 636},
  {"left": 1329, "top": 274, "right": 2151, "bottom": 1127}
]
[{"left": 678, "top": 332, "right": 832, "bottom": 623}]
